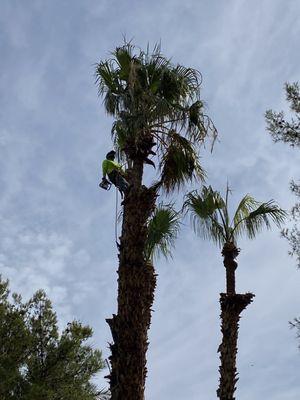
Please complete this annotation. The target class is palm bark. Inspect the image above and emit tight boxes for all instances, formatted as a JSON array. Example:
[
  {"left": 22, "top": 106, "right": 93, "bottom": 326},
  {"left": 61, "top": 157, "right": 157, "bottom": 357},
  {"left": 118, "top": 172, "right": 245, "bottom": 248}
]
[
  {"left": 106, "top": 158, "right": 158, "bottom": 400},
  {"left": 217, "top": 293, "right": 254, "bottom": 400},
  {"left": 217, "top": 243, "right": 254, "bottom": 400},
  {"left": 222, "top": 242, "right": 239, "bottom": 295}
]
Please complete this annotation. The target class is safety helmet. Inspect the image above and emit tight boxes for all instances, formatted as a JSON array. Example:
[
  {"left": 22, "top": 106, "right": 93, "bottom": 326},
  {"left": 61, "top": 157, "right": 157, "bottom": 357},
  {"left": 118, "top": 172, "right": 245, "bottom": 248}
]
[{"left": 106, "top": 150, "right": 116, "bottom": 159}]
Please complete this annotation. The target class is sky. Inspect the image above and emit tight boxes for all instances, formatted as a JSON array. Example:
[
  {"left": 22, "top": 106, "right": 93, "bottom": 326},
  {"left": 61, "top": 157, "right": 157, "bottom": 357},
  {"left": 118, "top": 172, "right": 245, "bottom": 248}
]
[{"left": 0, "top": 0, "right": 300, "bottom": 398}]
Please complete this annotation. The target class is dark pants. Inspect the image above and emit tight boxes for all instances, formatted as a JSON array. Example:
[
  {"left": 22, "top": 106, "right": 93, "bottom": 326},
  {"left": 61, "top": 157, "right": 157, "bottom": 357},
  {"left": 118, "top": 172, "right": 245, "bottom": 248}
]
[{"left": 108, "top": 170, "right": 129, "bottom": 195}]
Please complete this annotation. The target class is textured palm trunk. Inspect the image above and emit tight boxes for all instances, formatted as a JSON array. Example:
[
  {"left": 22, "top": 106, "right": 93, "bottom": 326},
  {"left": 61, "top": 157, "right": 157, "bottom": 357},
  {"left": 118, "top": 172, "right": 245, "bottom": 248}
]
[
  {"left": 222, "top": 242, "right": 238, "bottom": 295},
  {"left": 106, "top": 159, "right": 158, "bottom": 400},
  {"left": 217, "top": 293, "right": 254, "bottom": 400},
  {"left": 217, "top": 243, "right": 254, "bottom": 400}
]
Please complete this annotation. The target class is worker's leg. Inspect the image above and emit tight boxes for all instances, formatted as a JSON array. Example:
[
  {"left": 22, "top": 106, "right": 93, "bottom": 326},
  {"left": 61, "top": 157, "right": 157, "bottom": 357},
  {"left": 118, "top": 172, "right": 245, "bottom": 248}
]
[
  {"left": 108, "top": 171, "right": 127, "bottom": 197},
  {"left": 115, "top": 173, "right": 130, "bottom": 194},
  {"left": 108, "top": 171, "right": 117, "bottom": 186}
]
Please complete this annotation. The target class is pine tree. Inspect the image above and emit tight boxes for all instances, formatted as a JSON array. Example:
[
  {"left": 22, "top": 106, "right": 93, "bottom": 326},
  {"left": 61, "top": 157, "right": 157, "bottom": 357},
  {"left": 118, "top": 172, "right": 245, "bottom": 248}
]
[
  {"left": 266, "top": 82, "right": 300, "bottom": 267},
  {"left": 0, "top": 277, "right": 106, "bottom": 400}
]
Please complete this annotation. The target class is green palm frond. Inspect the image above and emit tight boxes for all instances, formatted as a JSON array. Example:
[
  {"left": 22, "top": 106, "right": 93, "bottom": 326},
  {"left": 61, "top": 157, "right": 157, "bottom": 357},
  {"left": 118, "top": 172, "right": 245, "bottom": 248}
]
[
  {"left": 95, "top": 61, "right": 120, "bottom": 96},
  {"left": 111, "top": 120, "right": 129, "bottom": 150},
  {"left": 184, "top": 186, "right": 226, "bottom": 246},
  {"left": 233, "top": 200, "right": 287, "bottom": 240},
  {"left": 185, "top": 185, "right": 287, "bottom": 245},
  {"left": 114, "top": 45, "right": 133, "bottom": 80},
  {"left": 145, "top": 205, "right": 181, "bottom": 261},
  {"left": 232, "top": 194, "right": 259, "bottom": 227},
  {"left": 159, "top": 132, "right": 206, "bottom": 193},
  {"left": 189, "top": 101, "right": 203, "bottom": 126},
  {"left": 199, "top": 185, "right": 226, "bottom": 215}
]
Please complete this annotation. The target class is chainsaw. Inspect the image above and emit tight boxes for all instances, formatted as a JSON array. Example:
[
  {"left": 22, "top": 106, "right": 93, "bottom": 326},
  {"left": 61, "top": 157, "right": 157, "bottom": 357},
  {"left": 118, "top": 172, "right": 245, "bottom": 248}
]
[{"left": 99, "top": 178, "right": 112, "bottom": 191}]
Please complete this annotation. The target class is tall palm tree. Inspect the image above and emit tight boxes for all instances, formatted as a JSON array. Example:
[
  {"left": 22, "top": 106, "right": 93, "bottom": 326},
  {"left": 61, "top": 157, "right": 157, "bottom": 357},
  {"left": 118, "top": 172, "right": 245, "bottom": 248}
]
[
  {"left": 95, "top": 43, "right": 216, "bottom": 400},
  {"left": 184, "top": 185, "right": 286, "bottom": 400}
]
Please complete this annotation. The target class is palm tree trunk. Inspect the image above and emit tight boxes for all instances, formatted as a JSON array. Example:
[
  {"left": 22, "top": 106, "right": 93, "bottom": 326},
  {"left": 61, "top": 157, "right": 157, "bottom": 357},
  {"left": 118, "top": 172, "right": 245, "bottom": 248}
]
[
  {"left": 217, "top": 242, "right": 254, "bottom": 400},
  {"left": 217, "top": 293, "right": 254, "bottom": 400},
  {"left": 106, "top": 159, "right": 158, "bottom": 400},
  {"left": 222, "top": 242, "right": 239, "bottom": 295}
]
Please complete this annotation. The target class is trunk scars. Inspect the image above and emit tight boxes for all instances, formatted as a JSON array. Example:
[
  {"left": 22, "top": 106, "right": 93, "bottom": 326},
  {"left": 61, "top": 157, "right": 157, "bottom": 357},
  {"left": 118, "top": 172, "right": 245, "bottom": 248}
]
[
  {"left": 217, "top": 293, "right": 254, "bottom": 400},
  {"left": 217, "top": 243, "right": 255, "bottom": 400},
  {"left": 106, "top": 157, "right": 158, "bottom": 400},
  {"left": 222, "top": 242, "right": 239, "bottom": 295}
]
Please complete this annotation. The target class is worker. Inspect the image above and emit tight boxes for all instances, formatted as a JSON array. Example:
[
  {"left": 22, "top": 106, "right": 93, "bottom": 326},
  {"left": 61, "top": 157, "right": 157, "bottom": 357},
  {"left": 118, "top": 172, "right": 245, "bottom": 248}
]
[{"left": 100, "top": 150, "right": 130, "bottom": 197}]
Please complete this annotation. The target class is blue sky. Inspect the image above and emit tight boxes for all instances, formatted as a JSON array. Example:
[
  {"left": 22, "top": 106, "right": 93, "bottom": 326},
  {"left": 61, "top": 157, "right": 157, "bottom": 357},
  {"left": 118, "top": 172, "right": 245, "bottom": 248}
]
[{"left": 1, "top": 0, "right": 300, "bottom": 398}]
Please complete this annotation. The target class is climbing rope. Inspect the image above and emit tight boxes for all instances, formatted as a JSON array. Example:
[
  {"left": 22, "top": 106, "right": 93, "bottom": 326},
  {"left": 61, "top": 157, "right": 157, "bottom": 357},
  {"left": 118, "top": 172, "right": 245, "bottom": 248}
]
[
  {"left": 115, "top": 184, "right": 119, "bottom": 245},
  {"left": 114, "top": 150, "right": 121, "bottom": 246}
]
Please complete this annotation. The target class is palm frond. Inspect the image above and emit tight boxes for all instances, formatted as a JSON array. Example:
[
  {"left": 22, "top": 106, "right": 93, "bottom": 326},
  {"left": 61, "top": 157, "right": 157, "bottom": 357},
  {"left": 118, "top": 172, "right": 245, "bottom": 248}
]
[
  {"left": 96, "top": 388, "right": 111, "bottom": 399},
  {"left": 173, "top": 65, "right": 202, "bottom": 98},
  {"left": 145, "top": 205, "right": 181, "bottom": 261},
  {"left": 114, "top": 45, "right": 133, "bottom": 81},
  {"left": 111, "top": 120, "right": 129, "bottom": 150},
  {"left": 95, "top": 61, "right": 120, "bottom": 95},
  {"left": 184, "top": 187, "right": 226, "bottom": 246},
  {"left": 232, "top": 200, "right": 287, "bottom": 240},
  {"left": 232, "top": 194, "right": 259, "bottom": 227},
  {"left": 185, "top": 183, "right": 286, "bottom": 246},
  {"left": 189, "top": 101, "right": 203, "bottom": 126},
  {"left": 159, "top": 131, "right": 206, "bottom": 193}
]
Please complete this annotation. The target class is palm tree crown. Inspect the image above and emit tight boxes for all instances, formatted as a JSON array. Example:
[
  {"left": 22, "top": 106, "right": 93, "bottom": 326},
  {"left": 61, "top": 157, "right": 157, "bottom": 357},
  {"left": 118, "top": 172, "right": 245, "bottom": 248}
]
[
  {"left": 95, "top": 43, "right": 217, "bottom": 191},
  {"left": 184, "top": 185, "right": 286, "bottom": 246}
]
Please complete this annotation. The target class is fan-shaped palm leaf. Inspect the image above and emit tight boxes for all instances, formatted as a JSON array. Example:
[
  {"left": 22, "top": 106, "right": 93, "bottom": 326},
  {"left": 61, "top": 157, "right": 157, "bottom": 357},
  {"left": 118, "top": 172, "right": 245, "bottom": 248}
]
[
  {"left": 159, "top": 132, "right": 206, "bottom": 193},
  {"left": 185, "top": 185, "right": 286, "bottom": 245},
  {"left": 184, "top": 186, "right": 227, "bottom": 246},
  {"left": 233, "top": 199, "right": 287, "bottom": 240},
  {"left": 145, "top": 205, "right": 181, "bottom": 261},
  {"left": 232, "top": 194, "right": 259, "bottom": 227}
]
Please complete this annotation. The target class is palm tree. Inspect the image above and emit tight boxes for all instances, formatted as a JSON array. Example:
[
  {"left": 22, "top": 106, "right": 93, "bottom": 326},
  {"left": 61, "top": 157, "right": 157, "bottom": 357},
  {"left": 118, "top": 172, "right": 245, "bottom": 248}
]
[
  {"left": 95, "top": 43, "right": 216, "bottom": 400},
  {"left": 184, "top": 185, "right": 286, "bottom": 400}
]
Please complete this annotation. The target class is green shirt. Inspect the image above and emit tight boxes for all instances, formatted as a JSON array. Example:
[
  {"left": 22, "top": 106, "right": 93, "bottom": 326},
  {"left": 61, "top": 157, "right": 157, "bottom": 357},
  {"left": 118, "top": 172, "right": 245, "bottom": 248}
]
[{"left": 102, "top": 159, "right": 122, "bottom": 177}]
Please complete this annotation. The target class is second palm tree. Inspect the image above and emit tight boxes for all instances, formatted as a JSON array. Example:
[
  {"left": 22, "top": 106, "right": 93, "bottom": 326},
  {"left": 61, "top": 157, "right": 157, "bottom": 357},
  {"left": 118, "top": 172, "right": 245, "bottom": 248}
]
[{"left": 185, "top": 185, "right": 285, "bottom": 400}]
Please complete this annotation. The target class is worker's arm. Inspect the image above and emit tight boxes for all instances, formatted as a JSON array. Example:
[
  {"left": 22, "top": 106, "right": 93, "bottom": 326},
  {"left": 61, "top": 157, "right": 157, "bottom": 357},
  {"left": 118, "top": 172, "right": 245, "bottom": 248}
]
[
  {"left": 102, "top": 160, "right": 108, "bottom": 179},
  {"left": 115, "top": 161, "right": 125, "bottom": 174}
]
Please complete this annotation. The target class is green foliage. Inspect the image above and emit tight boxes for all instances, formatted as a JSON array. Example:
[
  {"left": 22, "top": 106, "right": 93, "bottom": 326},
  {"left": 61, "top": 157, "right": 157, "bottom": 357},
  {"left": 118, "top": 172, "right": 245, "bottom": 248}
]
[
  {"left": 266, "top": 82, "right": 300, "bottom": 267},
  {"left": 0, "top": 279, "right": 29, "bottom": 398},
  {"left": 0, "top": 277, "right": 105, "bottom": 400},
  {"left": 265, "top": 82, "right": 300, "bottom": 147},
  {"left": 281, "top": 179, "right": 300, "bottom": 267},
  {"left": 145, "top": 204, "right": 181, "bottom": 261},
  {"left": 159, "top": 131, "right": 206, "bottom": 193},
  {"left": 184, "top": 186, "right": 227, "bottom": 246},
  {"left": 95, "top": 42, "right": 216, "bottom": 192},
  {"left": 184, "top": 185, "right": 286, "bottom": 246}
]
